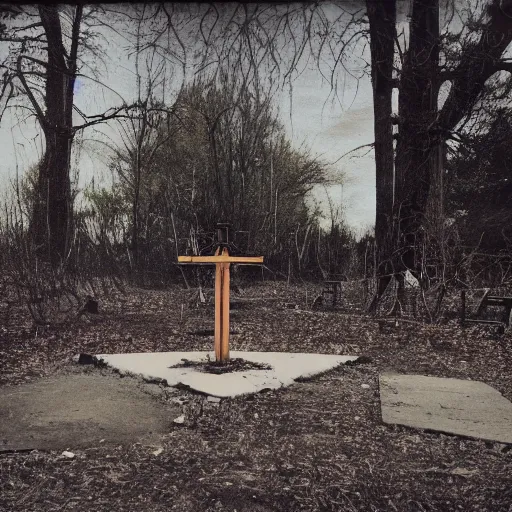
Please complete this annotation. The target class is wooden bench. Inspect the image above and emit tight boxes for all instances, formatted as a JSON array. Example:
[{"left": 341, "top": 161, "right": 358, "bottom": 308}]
[{"left": 461, "top": 290, "right": 512, "bottom": 329}]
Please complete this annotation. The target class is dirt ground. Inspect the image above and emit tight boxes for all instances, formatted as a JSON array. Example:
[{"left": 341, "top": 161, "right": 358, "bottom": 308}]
[
  {"left": 0, "top": 373, "right": 180, "bottom": 452},
  {"left": 1, "top": 281, "right": 512, "bottom": 511}
]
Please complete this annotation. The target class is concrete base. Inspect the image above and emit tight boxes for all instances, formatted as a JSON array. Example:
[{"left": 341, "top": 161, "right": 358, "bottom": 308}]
[
  {"left": 95, "top": 351, "right": 359, "bottom": 398},
  {"left": 380, "top": 373, "right": 512, "bottom": 444}
]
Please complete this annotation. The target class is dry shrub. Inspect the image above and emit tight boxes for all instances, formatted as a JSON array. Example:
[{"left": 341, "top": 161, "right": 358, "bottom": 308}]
[{"left": 0, "top": 204, "right": 126, "bottom": 326}]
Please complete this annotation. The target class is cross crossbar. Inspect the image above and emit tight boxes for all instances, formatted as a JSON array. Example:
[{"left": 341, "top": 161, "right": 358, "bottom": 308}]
[{"left": 178, "top": 255, "right": 263, "bottom": 264}]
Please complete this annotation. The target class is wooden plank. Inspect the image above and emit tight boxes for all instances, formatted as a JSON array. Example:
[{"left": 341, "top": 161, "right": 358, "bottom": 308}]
[
  {"left": 221, "top": 261, "right": 230, "bottom": 361},
  {"left": 464, "top": 319, "right": 504, "bottom": 325},
  {"left": 486, "top": 297, "right": 512, "bottom": 305},
  {"left": 178, "top": 255, "right": 264, "bottom": 264},
  {"left": 214, "top": 250, "right": 222, "bottom": 361}
]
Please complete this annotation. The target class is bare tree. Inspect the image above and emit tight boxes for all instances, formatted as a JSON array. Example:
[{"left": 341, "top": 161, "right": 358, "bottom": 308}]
[
  {"left": 365, "top": 0, "right": 512, "bottom": 307},
  {"left": 105, "top": 74, "right": 330, "bottom": 277},
  {"left": 1, "top": 6, "right": 136, "bottom": 266}
]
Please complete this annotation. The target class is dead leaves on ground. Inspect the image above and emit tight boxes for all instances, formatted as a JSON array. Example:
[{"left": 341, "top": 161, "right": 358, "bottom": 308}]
[{"left": 1, "top": 282, "right": 512, "bottom": 511}]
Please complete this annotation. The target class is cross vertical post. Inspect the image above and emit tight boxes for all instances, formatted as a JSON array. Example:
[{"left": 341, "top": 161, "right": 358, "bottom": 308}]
[
  {"left": 214, "top": 247, "right": 222, "bottom": 360},
  {"left": 214, "top": 247, "right": 231, "bottom": 361},
  {"left": 221, "top": 248, "right": 230, "bottom": 359}
]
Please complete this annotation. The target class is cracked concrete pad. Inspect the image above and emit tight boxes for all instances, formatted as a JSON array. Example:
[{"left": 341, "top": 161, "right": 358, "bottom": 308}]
[
  {"left": 95, "top": 351, "right": 359, "bottom": 398},
  {"left": 380, "top": 373, "right": 512, "bottom": 444},
  {"left": 0, "top": 374, "right": 178, "bottom": 452}
]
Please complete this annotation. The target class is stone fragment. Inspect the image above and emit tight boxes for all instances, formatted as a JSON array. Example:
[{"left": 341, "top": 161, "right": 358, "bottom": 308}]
[{"left": 380, "top": 373, "right": 512, "bottom": 444}]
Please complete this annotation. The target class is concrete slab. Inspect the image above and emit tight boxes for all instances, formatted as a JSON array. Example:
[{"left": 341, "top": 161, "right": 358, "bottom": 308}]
[
  {"left": 380, "top": 373, "right": 512, "bottom": 444},
  {"left": 0, "top": 375, "right": 179, "bottom": 452},
  {"left": 95, "top": 351, "right": 359, "bottom": 398}
]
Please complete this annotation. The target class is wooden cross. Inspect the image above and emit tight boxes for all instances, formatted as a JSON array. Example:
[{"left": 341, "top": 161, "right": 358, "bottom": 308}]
[{"left": 178, "top": 244, "right": 263, "bottom": 362}]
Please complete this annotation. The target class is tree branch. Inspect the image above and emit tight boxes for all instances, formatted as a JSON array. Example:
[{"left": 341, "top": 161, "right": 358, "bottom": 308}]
[
  {"left": 330, "top": 142, "right": 375, "bottom": 164},
  {"left": 441, "top": 59, "right": 512, "bottom": 82},
  {"left": 439, "top": 0, "right": 512, "bottom": 132},
  {"left": 0, "top": 35, "right": 46, "bottom": 43},
  {"left": 72, "top": 104, "right": 138, "bottom": 132},
  {"left": 0, "top": 81, "right": 15, "bottom": 124},
  {"left": 16, "top": 54, "right": 47, "bottom": 130},
  {"left": 12, "top": 21, "right": 43, "bottom": 32},
  {"left": 66, "top": 5, "right": 83, "bottom": 124},
  {"left": 497, "top": 60, "right": 512, "bottom": 73}
]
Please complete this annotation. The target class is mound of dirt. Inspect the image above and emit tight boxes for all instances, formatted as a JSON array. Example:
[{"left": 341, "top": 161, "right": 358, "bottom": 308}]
[{"left": 170, "top": 357, "right": 272, "bottom": 375}]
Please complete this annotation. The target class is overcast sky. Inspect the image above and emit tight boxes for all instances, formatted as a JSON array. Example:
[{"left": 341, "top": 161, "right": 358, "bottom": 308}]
[
  {"left": 1, "top": 65, "right": 375, "bottom": 233},
  {"left": 0, "top": 1, "right": 464, "bottom": 235}
]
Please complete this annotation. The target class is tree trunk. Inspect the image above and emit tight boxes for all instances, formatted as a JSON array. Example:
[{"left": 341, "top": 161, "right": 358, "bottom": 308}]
[
  {"left": 132, "top": 174, "right": 140, "bottom": 271},
  {"left": 394, "top": 0, "right": 440, "bottom": 276},
  {"left": 33, "top": 130, "right": 73, "bottom": 265},
  {"left": 31, "top": 6, "right": 82, "bottom": 266},
  {"left": 366, "top": 0, "right": 396, "bottom": 307}
]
